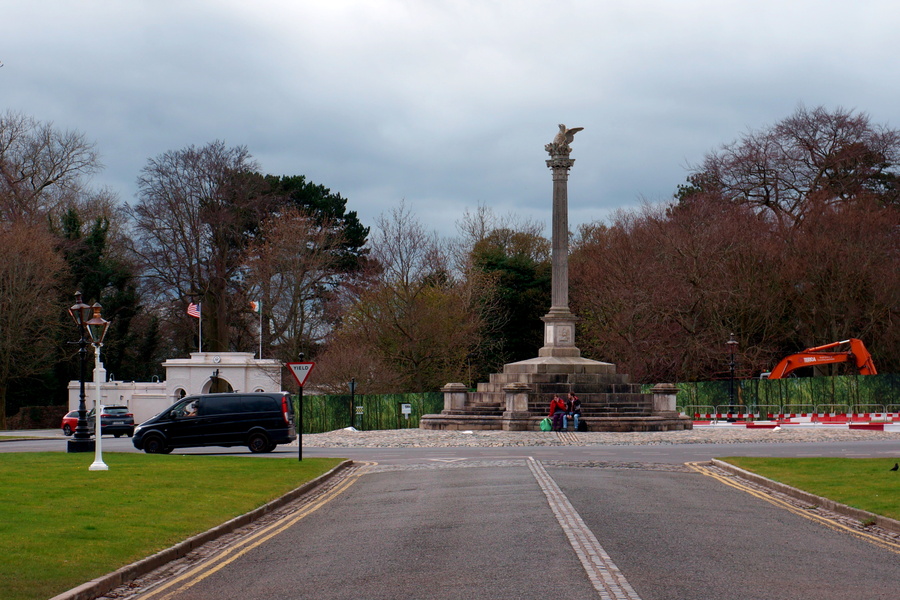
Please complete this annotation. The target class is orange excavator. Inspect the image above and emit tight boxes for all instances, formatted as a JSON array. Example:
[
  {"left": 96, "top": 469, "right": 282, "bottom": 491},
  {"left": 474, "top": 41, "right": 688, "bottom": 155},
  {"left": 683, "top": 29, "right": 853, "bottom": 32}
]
[{"left": 767, "top": 338, "right": 877, "bottom": 379}]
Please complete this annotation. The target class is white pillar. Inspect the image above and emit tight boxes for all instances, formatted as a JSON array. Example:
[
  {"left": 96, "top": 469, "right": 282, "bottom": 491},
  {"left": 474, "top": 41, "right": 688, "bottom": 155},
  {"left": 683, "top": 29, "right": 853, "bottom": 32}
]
[{"left": 89, "top": 345, "right": 108, "bottom": 471}]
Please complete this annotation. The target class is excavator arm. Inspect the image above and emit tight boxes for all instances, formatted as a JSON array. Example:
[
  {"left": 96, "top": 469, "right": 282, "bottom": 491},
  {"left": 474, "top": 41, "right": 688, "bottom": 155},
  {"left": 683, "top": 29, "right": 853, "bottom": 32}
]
[{"left": 767, "top": 339, "right": 877, "bottom": 379}]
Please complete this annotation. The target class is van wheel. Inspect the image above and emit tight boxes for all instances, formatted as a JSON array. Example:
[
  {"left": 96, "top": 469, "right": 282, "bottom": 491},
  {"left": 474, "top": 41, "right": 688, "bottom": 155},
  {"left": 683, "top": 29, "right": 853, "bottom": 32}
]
[
  {"left": 143, "top": 434, "right": 169, "bottom": 454},
  {"left": 248, "top": 433, "right": 272, "bottom": 453}
]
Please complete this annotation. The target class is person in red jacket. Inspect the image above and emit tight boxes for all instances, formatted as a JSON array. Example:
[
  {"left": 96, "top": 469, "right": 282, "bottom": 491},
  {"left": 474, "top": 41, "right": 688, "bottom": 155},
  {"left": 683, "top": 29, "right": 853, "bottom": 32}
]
[{"left": 548, "top": 394, "right": 567, "bottom": 431}]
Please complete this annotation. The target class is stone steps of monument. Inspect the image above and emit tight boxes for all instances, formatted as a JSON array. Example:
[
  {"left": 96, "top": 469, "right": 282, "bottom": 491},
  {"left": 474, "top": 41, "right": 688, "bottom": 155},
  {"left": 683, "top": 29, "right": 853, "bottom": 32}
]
[
  {"left": 528, "top": 393, "right": 652, "bottom": 405},
  {"left": 567, "top": 373, "right": 631, "bottom": 385},
  {"left": 465, "top": 400, "right": 503, "bottom": 414},
  {"left": 460, "top": 388, "right": 656, "bottom": 419},
  {"left": 486, "top": 372, "right": 632, "bottom": 386},
  {"left": 528, "top": 404, "right": 651, "bottom": 415},
  {"left": 469, "top": 391, "right": 507, "bottom": 404},
  {"left": 495, "top": 390, "right": 651, "bottom": 401},
  {"left": 443, "top": 399, "right": 655, "bottom": 418},
  {"left": 538, "top": 384, "right": 643, "bottom": 395},
  {"left": 471, "top": 390, "right": 650, "bottom": 404},
  {"left": 525, "top": 393, "right": 652, "bottom": 405},
  {"left": 527, "top": 385, "right": 643, "bottom": 397},
  {"left": 503, "top": 362, "right": 618, "bottom": 376},
  {"left": 475, "top": 383, "right": 644, "bottom": 397},
  {"left": 587, "top": 407, "right": 653, "bottom": 416}
]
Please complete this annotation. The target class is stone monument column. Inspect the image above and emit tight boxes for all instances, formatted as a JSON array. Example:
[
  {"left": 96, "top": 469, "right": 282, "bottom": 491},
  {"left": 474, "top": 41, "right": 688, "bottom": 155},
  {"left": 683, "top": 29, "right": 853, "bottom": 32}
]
[{"left": 540, "top": 125, "right": 583, "bottom": 358}]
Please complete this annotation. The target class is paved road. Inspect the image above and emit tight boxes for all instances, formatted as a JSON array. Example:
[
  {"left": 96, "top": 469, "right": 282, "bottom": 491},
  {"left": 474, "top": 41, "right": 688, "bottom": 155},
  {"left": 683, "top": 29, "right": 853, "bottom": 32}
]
[
  {"left": 7, "top": 430, "right": 899, "bottom": 599},
  {"left": 105, "top": 459, "right": 899, "bottom": 600},
  {"left": 302, "top": 439, "right": 900, "bottom": 465},
  {"left": 3, "top": 430, "right": 899, "bottom": 464}
]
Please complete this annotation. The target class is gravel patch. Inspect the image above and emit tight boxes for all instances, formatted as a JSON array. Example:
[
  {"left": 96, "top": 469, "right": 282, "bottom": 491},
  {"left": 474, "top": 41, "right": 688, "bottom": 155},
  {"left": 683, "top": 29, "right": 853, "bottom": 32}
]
[{"left": 300, "top": 426, "right": 900, "bottom": 448}]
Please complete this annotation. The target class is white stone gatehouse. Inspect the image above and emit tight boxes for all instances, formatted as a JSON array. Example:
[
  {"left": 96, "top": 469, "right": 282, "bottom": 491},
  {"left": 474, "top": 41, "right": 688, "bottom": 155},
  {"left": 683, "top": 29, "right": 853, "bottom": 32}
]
[{"left": 68, "top": 352, "right": 283, "bottom": 424}]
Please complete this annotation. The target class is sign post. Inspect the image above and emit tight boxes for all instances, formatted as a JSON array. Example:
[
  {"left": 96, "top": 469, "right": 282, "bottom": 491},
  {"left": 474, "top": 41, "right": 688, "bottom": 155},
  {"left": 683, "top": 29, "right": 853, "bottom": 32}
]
[
  {"left": 348, "top": 378, "right": 356, "bottom": 429},
  {"left": 287, "top": 359, "right": 315, "bottom": 461}
]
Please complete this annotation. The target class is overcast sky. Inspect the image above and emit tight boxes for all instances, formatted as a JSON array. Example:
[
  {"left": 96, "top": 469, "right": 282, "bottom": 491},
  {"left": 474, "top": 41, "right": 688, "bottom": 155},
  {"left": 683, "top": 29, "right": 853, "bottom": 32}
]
[{"left": 3, "top": 1, "right": 898, "bottom": 238}]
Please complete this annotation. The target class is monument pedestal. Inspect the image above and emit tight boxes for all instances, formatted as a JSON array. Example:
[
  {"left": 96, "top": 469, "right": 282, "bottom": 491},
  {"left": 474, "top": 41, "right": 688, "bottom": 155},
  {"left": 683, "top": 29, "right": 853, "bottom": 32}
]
[
  {"left": 420, "top": 356, "right": 691, "bottom": 432},
  {"left": 538, "top": 308, "right": 581, "bottom": 358}
]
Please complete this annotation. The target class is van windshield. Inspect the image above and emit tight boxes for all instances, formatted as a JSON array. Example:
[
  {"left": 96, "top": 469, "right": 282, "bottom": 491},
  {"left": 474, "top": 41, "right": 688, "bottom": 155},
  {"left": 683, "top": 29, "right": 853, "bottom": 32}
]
[{"left": 172, "top": 399, "right": 200, "bottom": 418}]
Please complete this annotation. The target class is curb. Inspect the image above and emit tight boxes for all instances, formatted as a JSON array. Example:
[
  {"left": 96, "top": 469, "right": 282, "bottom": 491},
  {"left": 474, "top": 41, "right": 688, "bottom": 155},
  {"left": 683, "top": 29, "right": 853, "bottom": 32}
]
[
  {"left": 49, "top": 459, "right": 355, "bottom": 600},
  {"left": 710, "top": 459, "right": 900, "bottom": 535}
]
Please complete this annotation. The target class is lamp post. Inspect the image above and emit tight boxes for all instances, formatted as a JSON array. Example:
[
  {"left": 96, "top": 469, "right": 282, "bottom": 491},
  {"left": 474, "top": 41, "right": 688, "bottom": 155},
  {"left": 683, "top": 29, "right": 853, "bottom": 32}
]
[
  {"left": 86, "top": 303, "right": 110, "bottom": 470},
  {"left": 727, "top": 333, "right": 739, "bottom": 409},
  {"left": 67, "top": 293, "right": 96, "bottom": 453},
  {"left": 348, "top": 378, "right": 356, "bottom": 429}
]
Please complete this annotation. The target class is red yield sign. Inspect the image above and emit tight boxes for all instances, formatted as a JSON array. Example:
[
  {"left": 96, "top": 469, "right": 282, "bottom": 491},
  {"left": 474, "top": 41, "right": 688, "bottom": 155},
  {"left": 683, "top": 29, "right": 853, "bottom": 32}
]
[{"left": 287, "top": 362, "right": 315, "bottom": 387}]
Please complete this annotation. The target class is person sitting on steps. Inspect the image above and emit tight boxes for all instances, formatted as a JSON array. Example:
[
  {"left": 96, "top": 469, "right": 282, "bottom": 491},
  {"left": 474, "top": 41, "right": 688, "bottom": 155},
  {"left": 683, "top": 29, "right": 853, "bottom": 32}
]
[
  {"left": 549, "top": 394, "right": 567, "bottom": 432},
  {"left": 564, "top": 392, "right": 581, "bottom": 431}
]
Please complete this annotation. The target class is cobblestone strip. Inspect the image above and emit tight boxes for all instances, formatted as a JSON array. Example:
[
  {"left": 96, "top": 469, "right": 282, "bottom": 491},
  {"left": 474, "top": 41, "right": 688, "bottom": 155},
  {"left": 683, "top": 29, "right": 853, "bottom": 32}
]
[
  {"left": 556, "top": 431, "right": 580, "bottom": 444},
  {"left": 527, "top": 457, "right": 643, "bottom": 600}
]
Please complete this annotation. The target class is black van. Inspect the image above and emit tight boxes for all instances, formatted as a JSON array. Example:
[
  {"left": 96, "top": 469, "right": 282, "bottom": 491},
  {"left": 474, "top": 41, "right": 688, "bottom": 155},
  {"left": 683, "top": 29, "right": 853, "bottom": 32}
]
[{"left": 133, "top": 392, "right": 296, "bottom": 454}]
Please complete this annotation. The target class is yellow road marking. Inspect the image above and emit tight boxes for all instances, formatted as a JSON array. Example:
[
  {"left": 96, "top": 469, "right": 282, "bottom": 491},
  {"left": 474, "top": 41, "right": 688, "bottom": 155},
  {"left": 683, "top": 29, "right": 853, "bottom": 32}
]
[
  {"left": 686, "top": 462, "right": 900, "bottom": 555},
  {"left": 137, "top": 463, "right": 374, "bottom": 600}
]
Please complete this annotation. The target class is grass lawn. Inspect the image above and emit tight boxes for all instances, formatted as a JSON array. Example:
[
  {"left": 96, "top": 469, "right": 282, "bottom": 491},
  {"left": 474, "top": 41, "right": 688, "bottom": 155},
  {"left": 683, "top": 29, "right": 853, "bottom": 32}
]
[
  {"left": 722, "top": 457, "right": 900, "bottom": 521},
  {"left": 0, "top": 452, "right": 344, "bottom": 600}
]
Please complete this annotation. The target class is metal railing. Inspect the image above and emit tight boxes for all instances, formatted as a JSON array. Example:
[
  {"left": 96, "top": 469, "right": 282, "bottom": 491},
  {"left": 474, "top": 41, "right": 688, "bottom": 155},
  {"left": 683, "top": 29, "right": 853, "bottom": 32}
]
[{"left": 680, "top": 403, "right": 896, "bottom": 424}]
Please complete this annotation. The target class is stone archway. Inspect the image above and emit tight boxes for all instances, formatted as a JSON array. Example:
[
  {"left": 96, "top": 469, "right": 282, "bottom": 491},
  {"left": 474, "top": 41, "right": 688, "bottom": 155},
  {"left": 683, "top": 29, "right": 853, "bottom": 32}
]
[{"left": 204, "top": 374, "right": 233, "bottom": 394}]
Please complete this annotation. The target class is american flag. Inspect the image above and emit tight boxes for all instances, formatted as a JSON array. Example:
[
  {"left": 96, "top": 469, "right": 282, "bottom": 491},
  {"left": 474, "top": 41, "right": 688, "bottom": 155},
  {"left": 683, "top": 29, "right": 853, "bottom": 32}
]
[{"left": 187, "top": 302, "right": 200, "bottom": 319}]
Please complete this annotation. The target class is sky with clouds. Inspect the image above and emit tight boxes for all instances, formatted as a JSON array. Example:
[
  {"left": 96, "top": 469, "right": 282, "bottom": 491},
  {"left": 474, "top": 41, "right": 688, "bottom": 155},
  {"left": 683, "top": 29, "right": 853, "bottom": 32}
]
[{"left": 3, "top": 0, "right": 898, "bottom": 238}]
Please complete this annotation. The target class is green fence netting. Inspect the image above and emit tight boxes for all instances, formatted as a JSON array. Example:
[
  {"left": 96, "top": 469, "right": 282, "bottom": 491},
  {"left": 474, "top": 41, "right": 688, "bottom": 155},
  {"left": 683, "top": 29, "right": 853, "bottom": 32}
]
[
  {"left": 642, "top": 373, "right": 900, "bottom": 414},
  {"left": 296, "top": 376, "right": 898, "bottom": 431},
  {"left": 295, "top": 392, "right": 444, "bottom": 434}
]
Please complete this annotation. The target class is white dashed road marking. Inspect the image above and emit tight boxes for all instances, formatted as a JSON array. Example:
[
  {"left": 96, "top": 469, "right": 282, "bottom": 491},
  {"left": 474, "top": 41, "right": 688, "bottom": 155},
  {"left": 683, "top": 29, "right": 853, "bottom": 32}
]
[{"left": 527, "top": 457, "right": 643, "bottom": 600}]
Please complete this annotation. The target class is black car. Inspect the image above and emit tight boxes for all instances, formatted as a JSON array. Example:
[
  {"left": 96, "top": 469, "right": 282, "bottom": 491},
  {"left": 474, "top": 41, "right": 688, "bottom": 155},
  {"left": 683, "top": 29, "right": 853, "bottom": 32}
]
[
  {"left": 133, "top": 392, "right": 296, "bottom": 454},
  {"left": 88, "top": 405, "right": 135, "bottom": 438}
]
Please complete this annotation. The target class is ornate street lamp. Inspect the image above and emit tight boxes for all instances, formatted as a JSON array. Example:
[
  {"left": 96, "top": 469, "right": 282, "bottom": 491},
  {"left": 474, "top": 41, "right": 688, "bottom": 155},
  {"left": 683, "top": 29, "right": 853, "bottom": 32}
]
[
  {"left": 67, "top": 292, "right": 96, "bottom": 453},
  {"left": 86, "top": 303, "right": 110, "bottom": 346},
  {"left": 86, "top": 303, "right": 110, "bottom": 470}
]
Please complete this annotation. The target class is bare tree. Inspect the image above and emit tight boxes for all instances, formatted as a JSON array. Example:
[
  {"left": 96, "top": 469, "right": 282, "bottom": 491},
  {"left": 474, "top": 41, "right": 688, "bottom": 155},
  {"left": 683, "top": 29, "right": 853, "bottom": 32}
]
[
  {"left": 784, "top": 198, "right": 900, "bottom": 366},
  {"left": 0, "top": 111, "right": 103, "bottom": 225},
  {"left": 452, "top": 205, "right": 550, "bottom": 375},
  {"left": 328, "top": 202, "right": 485, "bottom": 392},
  {"left": 454, "top": 203, "right": 548, "bottom": 269},
  {"left": 127, "top": 141, "right": 271, "bottom": 352},
  {"left": 311, "top": 330, "right": 405, "bottom": 395},
  {"left": 572, "top": 198, "right": 791, "bottom": 382},
  {"left": 691, "top": 105, "right": 900, "bottom": 228},
  {"left": 243, "top": 207, "right": 348, "bottom": 362},
  {"left": 572, "top": 187, "right": 900, "bottom": 382},
  {"left": 0, "top": 224, "right": 65, "bottom": 427}
]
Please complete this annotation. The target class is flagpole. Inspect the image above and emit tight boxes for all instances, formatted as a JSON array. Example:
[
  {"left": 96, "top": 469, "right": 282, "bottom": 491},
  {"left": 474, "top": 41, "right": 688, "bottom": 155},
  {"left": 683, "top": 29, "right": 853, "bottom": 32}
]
[
  {"left": 258, "top": 301, "right": 263, "bottom": 359},
  {"left": 198, "top": 303, "right": 202, "bottom": 353}
]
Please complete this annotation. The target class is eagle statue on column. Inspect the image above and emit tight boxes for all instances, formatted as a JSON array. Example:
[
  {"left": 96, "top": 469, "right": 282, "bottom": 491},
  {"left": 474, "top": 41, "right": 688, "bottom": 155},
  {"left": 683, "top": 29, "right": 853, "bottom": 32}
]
[{"left": 553, "top": 124, "right": 584, "bottom": 145}]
